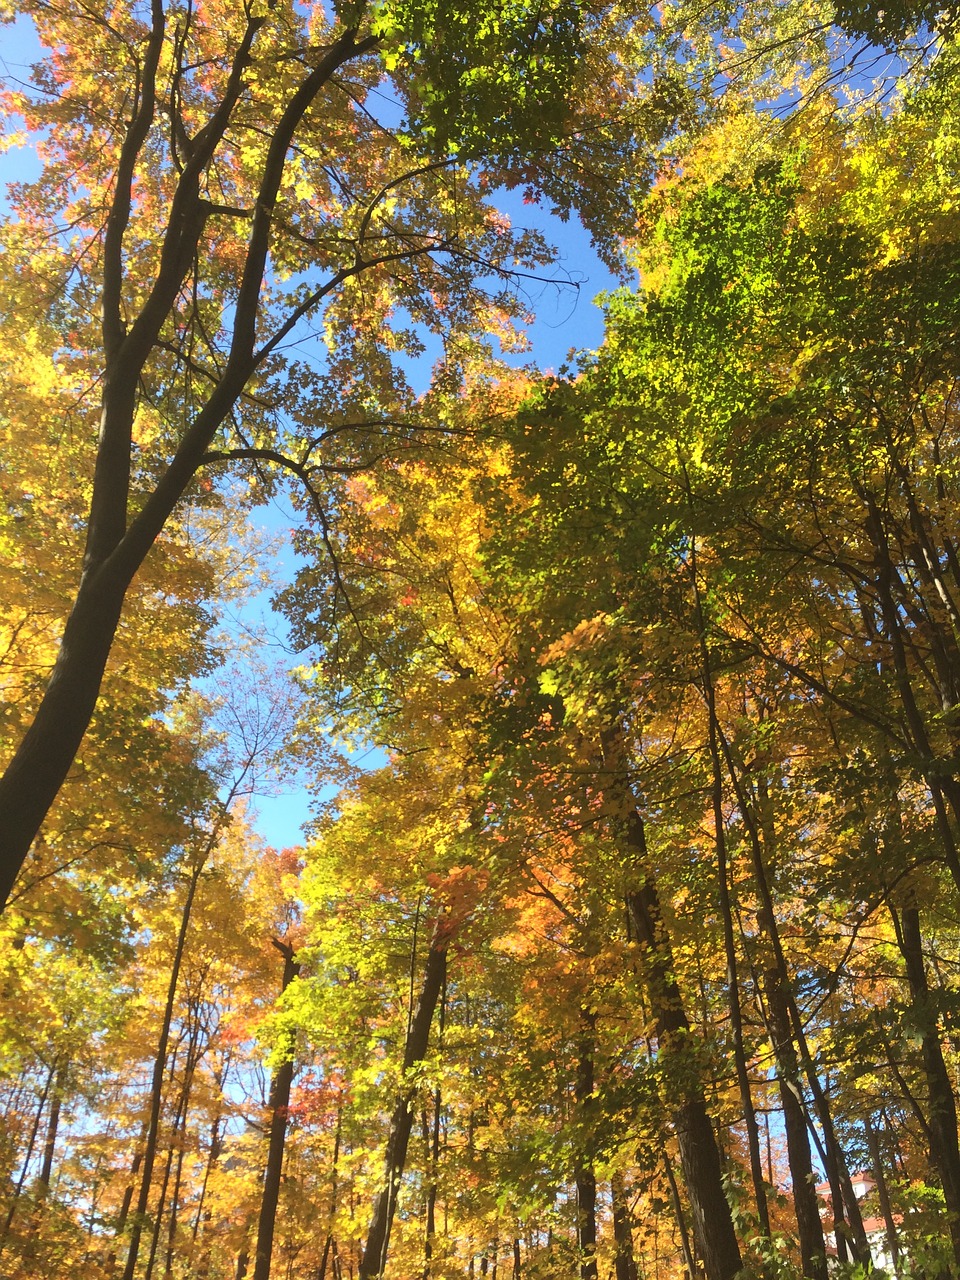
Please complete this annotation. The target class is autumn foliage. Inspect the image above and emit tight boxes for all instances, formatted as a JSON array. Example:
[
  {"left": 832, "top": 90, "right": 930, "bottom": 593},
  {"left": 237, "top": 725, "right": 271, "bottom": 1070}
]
[{"left": 6, "top": 3, "right": 960, "bottom": 1280}]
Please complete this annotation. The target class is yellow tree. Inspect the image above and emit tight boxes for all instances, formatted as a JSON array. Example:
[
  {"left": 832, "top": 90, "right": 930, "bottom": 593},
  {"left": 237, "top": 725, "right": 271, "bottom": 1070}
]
[{"left": 0, "top": 0, "right": 673, "bottom": 906}]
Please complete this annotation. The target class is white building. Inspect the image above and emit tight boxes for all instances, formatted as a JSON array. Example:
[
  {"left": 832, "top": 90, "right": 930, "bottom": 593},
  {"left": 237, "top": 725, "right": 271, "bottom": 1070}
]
[{"left": 817, "top": 1173, "right": 901, "bottom": 1275}]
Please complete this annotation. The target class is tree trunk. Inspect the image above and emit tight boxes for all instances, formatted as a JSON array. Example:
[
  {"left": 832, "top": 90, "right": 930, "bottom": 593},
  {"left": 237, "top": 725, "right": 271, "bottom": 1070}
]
[
  {"left": 422, "top": 969, "right": 444, "bottom": 1279},
  {"left": 620, "top": 833, "right": 742, "bottom": 1280},
  {"left": 762, "top": 970, "right": 827, "bottom": 1279},
  {"left": 190, "top": 1112, "right": 223, "bottom": 1249},
  {"left": 722, "top": 722, "right": 865, "bottom": 1265},
  {"left": 145, "top": 1027, "right": 202, "bottom": 1280},
  {"left": 723, "top": 755, "right": 829, "bottom": 1280},
  {"left": 143, "top": 1116, "right": 180, "bottom": 1280},
  {"left": 662, "top": 1147, "right": 697, "bottom": 1280},
  {"left": 892, "top": 904, "right": 960, "bottom": 1268},
  {"left": 785, "top": 978, "right": 867, "bottom": 1261},
  {"left": 611, "top": 1175, "right": 638, "bottom": 1280},
  {"left": 251, "top": 940, "right": 301, "bottom": 1280},
  {"left": 0, "top": 24, "right": 377, "bottom": 913},
  {"left": 359, "top": 933, "right": 448, "bottom": 1280},
  {"left": 0, "top": 1063, "right": 54, "bottom": 1250},
  {"left": 692, "top": 546, "right": 770, "bottom": 1240},
  {"left": 602, "top": 718, "right": 741, "bottom": 1280},
  {"left": 122, "top": 855, "right": 206, "bottom": 1280},
  {"left": 114, "top": 1124, "right": 149, "bottom": 1239},
  {"left": 574, "top": 1011, "right": 598, "bottom": 1280},
  {"left": 318, "top": 1105, "right": 343, "bottom": 1280},
  {"left": 37, "top": 1058, "right": 67, "bottom": 1193},
  {"left": 163, "top": 1115, "right": 190, "bottom": 1276},
  {"left": 865, "top": 1115, "right": 901, "bottom": 1274},
  {"left": 867, "top": 505, "right": 960, "bottom": 894},
  {"left": 422, "top": 1096, "right": 440, "bottom": 1277},
  {"left": 0, "top": 567, "right": 132, "bottom": 907}
]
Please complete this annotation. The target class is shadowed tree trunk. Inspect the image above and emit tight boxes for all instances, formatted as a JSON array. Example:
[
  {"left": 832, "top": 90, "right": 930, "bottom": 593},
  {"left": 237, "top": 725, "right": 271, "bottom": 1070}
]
[
  {"left": 0, "top": 1064, "right": 54, "bottom": 1252},
  {"left": 251, "top": 939, "right": 301, "bottom": 1280},
  {"left": 721, "top": 756, "right": 827, "bottom": 1280},
  {"left": 691, "top": 544, "right": 770, "bottom": 1241},
  {"left": 0, "top": 22, "right": 381, "bottom": 913},
  {"left": 619, "top": 815, "right": 743, "bottom": 1280},
  {"left": 422, "top": 978, "right": 444, "bottom": 1280},
  {"left": 600, "top": 722, "right": 741, "bottom": 1280},
  {"left": 37, "top": 1058, "right": 67, "bottom": 1193},
  {"left": 574, "top": 1011, "right": 598, "bottom": 1280},
  {"left": 761, "top": 968, "right": 828, "bottom": 1279},
  {"left": 359, "top": 928, "right": 448, "bottom": 1279},
  {"left": 318, "top": 1104, "right": 343, "bottom": 1280},
  {"left": 662, "top": 1148, "right": 696, "bottom": 1280},
  {"left": 190, "top": 1110, "right": 223, "bottom": 1245},
  {"left": 144, "top": 1018, "right": 203, "bottom": 1280},
  {"left": 122, "top": 853, "right": 207, "bottom": 1280},
  {"left": 865, "top": 1115, "right": 901, "bottom": 1275},
  {"left": 891, "top": 903, "right": 960, "bottom": 1269},
  {"left": 611, "top": 1174, "right": 638, "bottom": 1280}
]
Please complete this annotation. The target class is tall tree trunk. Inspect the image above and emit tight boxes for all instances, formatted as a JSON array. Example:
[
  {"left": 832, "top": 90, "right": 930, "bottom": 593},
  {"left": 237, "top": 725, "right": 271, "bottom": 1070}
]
[
  {"left": 318, "top": 1106, "right": 343, "bottom": 1280},
  {"left": 114, "top": 1123, "right": 149, "bottom": 1239},
  {"left": 190, "top": 1112, "right": 223, "bottom": 1249},
  {"left": 611, "top": 1175, "right": 638, "bottom": 1280},
  {"left": 145, "top": 1034, "right": 201, "bottom": 1280},
  {"left": 722, "top": 753, "right": 829, "bottom": 1280},
  {"left": 601, "top": 720, "right": 741, "bottom": 1280},
  {"left": 163, "top": 1119, "right": 190, "bottom": 1276},
  {"left": 691, "top": 543, "right": 770, "bottom": 1240},
  {"left": 662, "top": 1147, "right": 696, "bottom": 1280},
  {"left": 235, "top": 1245, "right": 250, "bottom": 1280},
  {"left": 615, "top": 798, "right": 742, "bottom": 1280},
  {"left": 0, "top": 24, "right": 377, "bottom": 913},
  {"left": 37, "top": 1058, "right": 67, "bottom": 1193},
  {"left": 359, "top": 931, "right": 448, "bottom": 1280},
  {"left": 867, "top": 505, "right": 960, "bottom": 894},
  {"left": 783, "top": 962, "right": 867, "bottom": 1260},
  {"left": 143, "top": 1118, "right": 180, "bottom": 1280},
  {"left": 763, "top": 971, "right": 827, "bottom": 1279},
  {"left": 865, "top": 1115, "right": 901, "bottom": 1275},
  {"left": 122, "top": 854, "right": 206, "bottom": 1280},
  {"left": 251, "top": 940, "right": 301, "bottom": 1280},
  {"left": 574, "top": 1011, "right": 598, "bottom": 1280},
  {"left": 0, "top": 1063, "right": 54, "bottom": 1250},
  {"left": 422, "top": 972, "right": 444, "bottom": 1280},
  {"left": 421, "top": 1094, "right": 440, "bottom": 1278},
  {"left": 600, "top": 715, "right": 742, "bottom": 1280},
  {"left": 891, "top": 903, "right": 960, "bottom": 1268},
  {"left": 0, "top": 568, "right": 130, "bottom": 908}
]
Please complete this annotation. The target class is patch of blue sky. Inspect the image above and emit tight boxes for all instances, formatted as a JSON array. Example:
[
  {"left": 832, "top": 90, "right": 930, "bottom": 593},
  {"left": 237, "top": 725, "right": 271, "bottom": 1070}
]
[{"left": 0, "top": 15, "right": 43, "bottom": 204}]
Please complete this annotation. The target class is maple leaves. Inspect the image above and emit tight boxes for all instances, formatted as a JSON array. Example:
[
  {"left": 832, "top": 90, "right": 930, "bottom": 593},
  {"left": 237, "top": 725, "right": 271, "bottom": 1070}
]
[
  {"left": 0, "top": 0, "right": 679, "bottom": 907},
  {"left": 9, "top": 4, "right": 960, "bottom": 1279},
  {"left": 264, "top": 48, "right": 960, "bottom": 1275}
]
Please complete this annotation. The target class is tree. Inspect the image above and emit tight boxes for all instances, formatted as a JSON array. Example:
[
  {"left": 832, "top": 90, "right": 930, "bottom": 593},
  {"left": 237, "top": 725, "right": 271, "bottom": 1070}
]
[
  {"left": 484, "top": 53, "right": 960, "bottom": 1269},
  {"left": 0, "top": 0, "right": 671, "bottom": 908},
  {"left": 280, "top": 428, "right": 750, "bottom": 1278},
  {"left": 11, "top": 6, "right": 960, "bottom": 1276}
]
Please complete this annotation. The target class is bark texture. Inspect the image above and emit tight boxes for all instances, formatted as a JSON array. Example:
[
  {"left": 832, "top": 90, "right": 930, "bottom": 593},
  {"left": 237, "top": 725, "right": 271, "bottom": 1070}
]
[
  {"left": 359, "top": 933, "right": 448, "bottom": 1280},
  {"left": 251, "top": 941, "right": 301, "bottom": 1280}
]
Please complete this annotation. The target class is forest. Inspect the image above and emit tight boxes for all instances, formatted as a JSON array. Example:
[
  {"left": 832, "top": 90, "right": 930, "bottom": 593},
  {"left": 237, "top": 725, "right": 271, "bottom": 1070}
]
[{"left": 3, "top": 0, "right": 960, "bottom": 1278}]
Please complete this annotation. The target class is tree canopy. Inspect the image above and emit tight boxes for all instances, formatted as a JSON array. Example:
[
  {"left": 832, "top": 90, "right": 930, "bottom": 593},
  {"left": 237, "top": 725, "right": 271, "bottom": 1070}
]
[{"left": 6, "top": 4, "right": 960, "bottom": 1280}]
